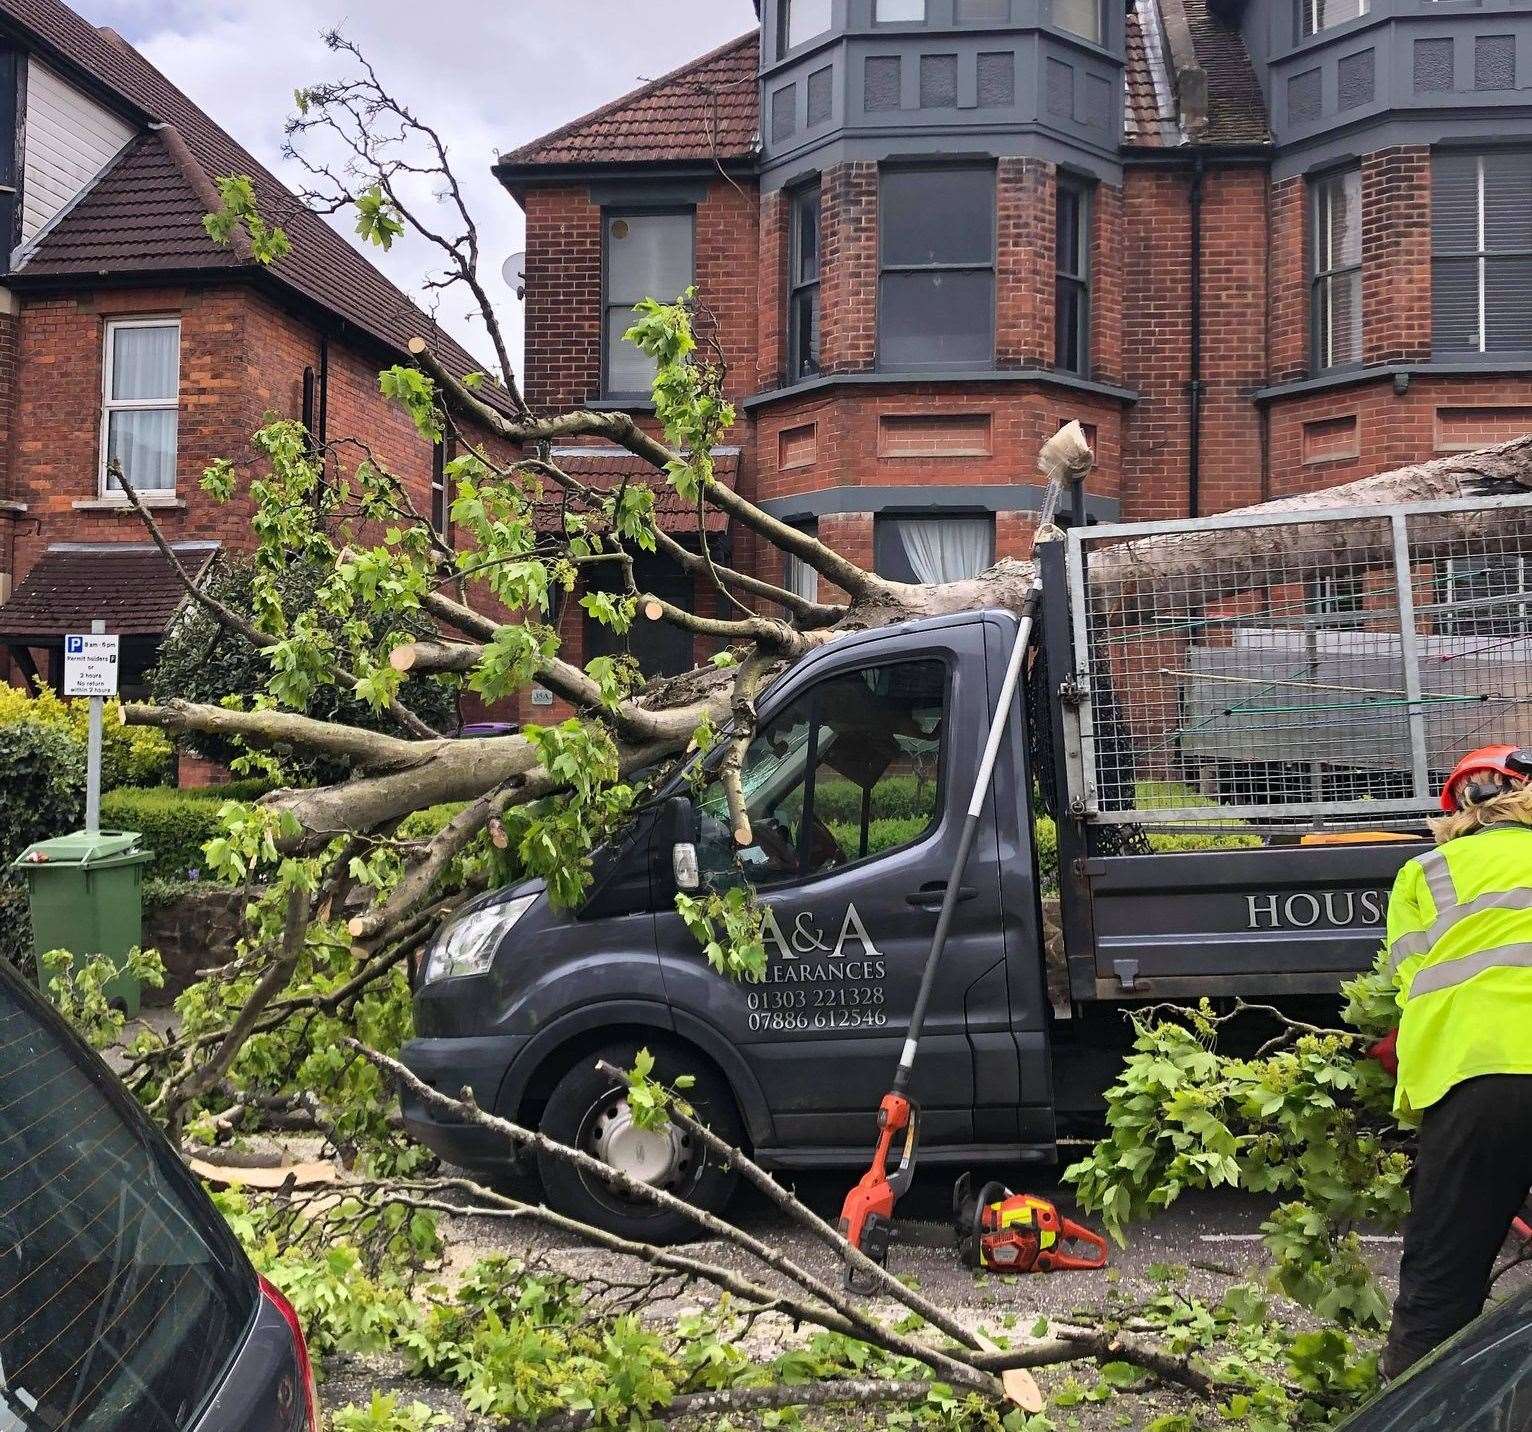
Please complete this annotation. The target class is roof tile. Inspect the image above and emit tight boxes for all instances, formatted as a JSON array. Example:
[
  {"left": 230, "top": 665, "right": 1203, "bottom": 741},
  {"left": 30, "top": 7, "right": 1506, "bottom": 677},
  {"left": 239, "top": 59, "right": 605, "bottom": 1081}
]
[
  {"left": 536, "top": 449, "right": 736, "bottom": 537},
  {"left": 0, "top": 0, "right": 506, "bottom": 401},
  {"left": 498, "top": 32, "right": 760, "bottom": 172},
  {"left": 0, "top": 541, "right": 217, "bottom": 639}
]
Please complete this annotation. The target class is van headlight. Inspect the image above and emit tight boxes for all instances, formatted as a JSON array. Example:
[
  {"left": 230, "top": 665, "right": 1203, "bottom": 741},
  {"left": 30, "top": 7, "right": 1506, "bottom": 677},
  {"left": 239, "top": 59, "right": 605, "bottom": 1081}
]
[{"left": 422, "top": 895, "right": 537, "bottom": 984}]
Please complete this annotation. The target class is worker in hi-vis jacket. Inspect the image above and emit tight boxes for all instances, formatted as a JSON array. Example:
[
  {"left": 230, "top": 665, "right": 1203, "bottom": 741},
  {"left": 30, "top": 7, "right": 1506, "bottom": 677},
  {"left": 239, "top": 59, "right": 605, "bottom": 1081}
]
[{"left": 1379, "top": 743, "right": 1532, "bottom": 1380}]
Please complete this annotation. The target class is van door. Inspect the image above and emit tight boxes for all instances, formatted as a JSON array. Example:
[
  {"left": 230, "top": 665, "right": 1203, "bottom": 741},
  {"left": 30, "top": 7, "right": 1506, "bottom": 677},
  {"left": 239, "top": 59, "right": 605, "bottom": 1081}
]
[{"left": 652, "top": 619, "right": 1007, "bottom": 1151}]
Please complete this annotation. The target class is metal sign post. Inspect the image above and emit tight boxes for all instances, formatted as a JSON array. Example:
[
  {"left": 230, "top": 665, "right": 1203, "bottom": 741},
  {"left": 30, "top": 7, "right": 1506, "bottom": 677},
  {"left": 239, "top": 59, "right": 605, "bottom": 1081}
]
[{"left": 64, "top": 620, "right": 118, "bottom": 835}]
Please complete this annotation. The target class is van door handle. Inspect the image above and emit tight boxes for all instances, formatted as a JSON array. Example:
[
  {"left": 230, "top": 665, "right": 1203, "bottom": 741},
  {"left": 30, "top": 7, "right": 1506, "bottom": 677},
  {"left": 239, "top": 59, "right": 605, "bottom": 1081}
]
[{"left": 906, "top": 883, "right": 977, "bottom": 908}]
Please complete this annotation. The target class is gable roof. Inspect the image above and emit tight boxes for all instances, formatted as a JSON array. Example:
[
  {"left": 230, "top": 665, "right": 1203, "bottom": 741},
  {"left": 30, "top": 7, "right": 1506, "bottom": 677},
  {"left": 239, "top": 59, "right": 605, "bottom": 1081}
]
[
  {"left": 495, "top": 31, "right": 760, "bottom": 182},
  {"left": 0, "top": 0, "right": 509, "bottom": 405}
]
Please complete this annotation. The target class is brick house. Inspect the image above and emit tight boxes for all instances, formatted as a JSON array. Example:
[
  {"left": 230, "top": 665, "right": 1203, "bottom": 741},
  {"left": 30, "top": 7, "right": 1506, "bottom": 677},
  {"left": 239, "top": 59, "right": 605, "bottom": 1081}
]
[
  {"left": 0, "top": 0, "right": 505, "bottom": 697},
  {"left": 500, "top": 0, "right": 1532, "bottom": 678}
]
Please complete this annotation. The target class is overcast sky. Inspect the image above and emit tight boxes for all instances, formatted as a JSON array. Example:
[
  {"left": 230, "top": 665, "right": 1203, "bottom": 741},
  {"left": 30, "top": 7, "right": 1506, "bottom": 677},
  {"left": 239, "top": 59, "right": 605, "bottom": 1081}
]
[{"left": 74, "top": 1, "right": 758, "bottom": 375}]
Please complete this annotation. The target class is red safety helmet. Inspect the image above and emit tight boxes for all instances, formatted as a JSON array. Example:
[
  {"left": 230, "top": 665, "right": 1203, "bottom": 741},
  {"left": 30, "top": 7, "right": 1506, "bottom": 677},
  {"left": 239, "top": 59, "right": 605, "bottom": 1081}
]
[{"left": 1440, "top": 744, "right": 1532, "bottom": 812}]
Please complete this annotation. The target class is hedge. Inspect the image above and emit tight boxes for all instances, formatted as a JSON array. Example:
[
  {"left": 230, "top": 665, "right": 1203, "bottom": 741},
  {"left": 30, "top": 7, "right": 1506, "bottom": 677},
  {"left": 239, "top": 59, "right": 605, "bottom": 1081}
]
[{"left": 99, "top": 784, "right": 268, "bottom": 882}]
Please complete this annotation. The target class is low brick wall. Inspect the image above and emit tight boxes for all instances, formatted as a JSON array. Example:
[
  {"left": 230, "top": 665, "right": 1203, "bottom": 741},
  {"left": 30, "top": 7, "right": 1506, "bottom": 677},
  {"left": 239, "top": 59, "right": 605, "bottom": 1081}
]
[{"left": 143, "top": 885, "right": 245, "bottom": 1004}]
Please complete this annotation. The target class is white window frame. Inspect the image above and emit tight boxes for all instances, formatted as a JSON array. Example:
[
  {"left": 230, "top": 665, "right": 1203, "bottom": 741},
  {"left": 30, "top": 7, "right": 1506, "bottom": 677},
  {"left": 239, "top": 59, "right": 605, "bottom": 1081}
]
[
  {"left": 1440, "top": 555, "right": 1529, "bottom": 637},
  {"left": 99, "top": 316, "right": 180, "bottom": 499}
]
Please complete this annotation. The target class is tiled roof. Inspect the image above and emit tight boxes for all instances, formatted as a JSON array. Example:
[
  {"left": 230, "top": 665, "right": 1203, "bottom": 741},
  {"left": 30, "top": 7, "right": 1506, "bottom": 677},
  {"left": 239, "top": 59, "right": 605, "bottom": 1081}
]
[
  {"left": 496, "top": 32, "right": 760, "bottom": 175},
  {"left": 0, "top": 0, "right": 508, "bottom": 405},
  {"left": 1124, "top": 0, "right": 1175, "bottom": 147},
  {"left": 0, "top": 541, "right": 217, "bottom": 639},
  {"left": 1159, "top": 0, "right": 1272, "bottom": 145},
  {"left": 536, "top": 449, "right": 735, "bottom": 537},
  {"left": 16, "top": 127, "right": 242, "bottom": 276}
]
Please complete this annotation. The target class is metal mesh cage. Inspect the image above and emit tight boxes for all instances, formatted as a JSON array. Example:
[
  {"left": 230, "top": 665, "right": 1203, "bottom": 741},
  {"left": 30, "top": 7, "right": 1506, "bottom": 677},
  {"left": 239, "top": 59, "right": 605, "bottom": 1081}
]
[{"left": 1064, "top": 494, "right": 1532, "bottom": 828}]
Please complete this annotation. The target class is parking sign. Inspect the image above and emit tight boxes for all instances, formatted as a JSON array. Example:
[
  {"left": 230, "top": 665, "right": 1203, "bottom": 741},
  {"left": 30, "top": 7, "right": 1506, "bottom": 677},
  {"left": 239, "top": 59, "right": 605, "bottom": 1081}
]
[{"left": 63, "top": 633, "right": 120, "bottom": 698}]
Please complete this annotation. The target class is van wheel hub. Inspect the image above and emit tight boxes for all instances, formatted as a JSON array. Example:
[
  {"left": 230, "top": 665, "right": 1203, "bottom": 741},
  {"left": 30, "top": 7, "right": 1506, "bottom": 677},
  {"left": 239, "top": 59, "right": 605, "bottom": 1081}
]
[{"left": 586, "top": 1098, "right": 693, "bottom": 1189}]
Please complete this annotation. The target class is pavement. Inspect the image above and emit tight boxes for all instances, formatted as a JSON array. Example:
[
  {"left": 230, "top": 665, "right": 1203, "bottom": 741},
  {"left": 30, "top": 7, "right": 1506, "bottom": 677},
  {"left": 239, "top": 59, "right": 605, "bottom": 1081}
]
[{"left": 320, "top": 1161, "right": 1532, "bottom": 1430}]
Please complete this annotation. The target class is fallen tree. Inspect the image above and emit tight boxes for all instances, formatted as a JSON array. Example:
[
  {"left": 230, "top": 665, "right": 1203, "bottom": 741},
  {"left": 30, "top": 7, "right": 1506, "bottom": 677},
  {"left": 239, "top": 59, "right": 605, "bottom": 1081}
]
[{"left": 92, "top": 34, "right": 1532, "bottom": 1428}]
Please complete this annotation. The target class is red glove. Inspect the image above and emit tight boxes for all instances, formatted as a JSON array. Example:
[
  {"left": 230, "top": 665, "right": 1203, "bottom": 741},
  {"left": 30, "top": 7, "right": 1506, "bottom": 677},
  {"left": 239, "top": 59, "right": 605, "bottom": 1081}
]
[{"left": 1368, "top": 1027, "right": 1399, "bottom": 1077}]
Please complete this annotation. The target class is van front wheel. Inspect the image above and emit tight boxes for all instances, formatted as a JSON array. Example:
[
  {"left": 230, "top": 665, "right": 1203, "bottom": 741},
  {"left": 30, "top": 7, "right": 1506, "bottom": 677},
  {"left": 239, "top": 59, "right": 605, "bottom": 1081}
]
[{"left": 535, "top": 1040, "right": 741, "bottom": 1243}]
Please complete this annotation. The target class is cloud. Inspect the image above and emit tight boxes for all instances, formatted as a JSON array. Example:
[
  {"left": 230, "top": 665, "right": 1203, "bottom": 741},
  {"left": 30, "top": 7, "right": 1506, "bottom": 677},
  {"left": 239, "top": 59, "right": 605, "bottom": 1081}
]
[{"left": 76, "top": 0, "right": 757, "bottom": 377}]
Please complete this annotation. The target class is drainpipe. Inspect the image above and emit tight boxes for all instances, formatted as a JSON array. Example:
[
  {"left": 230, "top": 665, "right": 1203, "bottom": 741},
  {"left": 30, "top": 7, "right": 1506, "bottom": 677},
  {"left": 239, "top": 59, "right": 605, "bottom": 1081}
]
[{"left": 1187, "top": 152, "right": 1206, "bottom": 518}]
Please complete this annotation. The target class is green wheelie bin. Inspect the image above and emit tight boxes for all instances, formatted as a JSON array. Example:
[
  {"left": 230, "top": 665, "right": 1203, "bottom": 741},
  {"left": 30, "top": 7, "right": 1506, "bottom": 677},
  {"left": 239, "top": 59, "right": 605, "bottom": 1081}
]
[{"left": 12, "top": 830, "right": 153, "bottom": 1015}]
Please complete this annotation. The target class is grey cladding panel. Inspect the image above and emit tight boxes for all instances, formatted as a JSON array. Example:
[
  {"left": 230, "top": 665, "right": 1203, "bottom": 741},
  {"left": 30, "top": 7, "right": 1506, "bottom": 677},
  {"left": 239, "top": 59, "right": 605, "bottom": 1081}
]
[
  {"left": 920, "top": 53, "right": 959, "bottom": 108},
  {"left": 865, "top": 54, "right": 903, "bottom": 112},
  {"left": 1288, "top": 67, "right": 1323, "bottom": 124},
  {"left": 1337, "top": 48, "right": 1375, "bottom": 111},
  {"left": 977, "top": 51, "right": 1015, "bottom": 107},
  {"left": 807, "top": 65, "right": 834, "bottom": 126},
  {"left": 772, "top": 83, "right": 797, "bottom": 143},
  {"left": 1085, "top": 73, "right": 1111, "bottom": 129},
  {"left": 1414, "top": 38, "right": 1454, "bottom": 94},
  {"left": 1046, "top": 57, "right": 1074, "bottom": 118},
  {"left": 1476, "top": 35, "right": 1516, "bottom": 91}
]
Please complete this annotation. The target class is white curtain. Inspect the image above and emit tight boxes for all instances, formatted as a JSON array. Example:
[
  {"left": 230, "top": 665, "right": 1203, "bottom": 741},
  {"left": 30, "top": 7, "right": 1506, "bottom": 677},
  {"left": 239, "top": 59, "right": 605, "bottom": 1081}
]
[
  {"left": 106, "top": 323, "right": 179, "bottom": 493},
  {"left": 896, "top": 517, "right": 993, "bottom": 584}
]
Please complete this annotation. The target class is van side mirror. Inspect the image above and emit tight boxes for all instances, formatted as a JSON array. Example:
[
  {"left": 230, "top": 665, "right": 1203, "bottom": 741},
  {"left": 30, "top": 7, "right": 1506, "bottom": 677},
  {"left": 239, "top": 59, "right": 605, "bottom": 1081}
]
[{"left": 666, "top": 795, "right": 700, "bottom": 892}]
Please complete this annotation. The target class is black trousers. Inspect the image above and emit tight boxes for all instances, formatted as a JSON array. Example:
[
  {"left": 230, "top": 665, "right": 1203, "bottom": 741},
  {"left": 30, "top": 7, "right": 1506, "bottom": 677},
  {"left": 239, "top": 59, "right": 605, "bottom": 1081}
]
[{"left": 1384, "top": 1074, "right": 1532, "bottom": 1378}]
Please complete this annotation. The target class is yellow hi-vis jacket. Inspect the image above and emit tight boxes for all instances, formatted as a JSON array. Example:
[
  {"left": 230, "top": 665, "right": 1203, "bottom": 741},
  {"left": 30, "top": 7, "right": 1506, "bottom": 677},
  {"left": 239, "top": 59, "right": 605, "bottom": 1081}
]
[{"left": 1388, "top": 824, "right": 1532, "bottom": 1119}]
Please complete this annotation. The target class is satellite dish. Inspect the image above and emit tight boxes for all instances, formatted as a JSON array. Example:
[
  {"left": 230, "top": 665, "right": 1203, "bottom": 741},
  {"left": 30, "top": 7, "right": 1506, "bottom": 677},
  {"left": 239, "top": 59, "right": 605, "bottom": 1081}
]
[{"left": 502, "top": 250, "right": 526, "bottom": 300}]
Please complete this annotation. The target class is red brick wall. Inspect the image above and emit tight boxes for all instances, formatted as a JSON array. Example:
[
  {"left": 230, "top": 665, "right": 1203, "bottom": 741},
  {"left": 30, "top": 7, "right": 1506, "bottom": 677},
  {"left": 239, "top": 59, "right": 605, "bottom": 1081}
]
[
  {"left": 758, "top": 187, "right": 789, "bottom": 391},
  {"left": 7, "top": 282, "right": 489, "bottom": 585},
  {"left": 1121, "top": 166, "right": 1193, "bottom": 519},
  {"left": 1267, "top": 374, "right": 1532, "bottom": 497},
  {"left": 1197, "top": 166, "right": 1269, "bottom": 514},
  {"left": 1120, "top": 163, "right": 1268, "bottom": 519},
  {"left": 521, "top": 177, "right": 760, "bottom": 413},
  {"left": 996, "top": 157, "right": 1053, "bottom": 370},
  {"left": 751, "top": 383, "right": 1123, "bottom": 511},
  {"left": 819, "top": 163, "right": 879, "bottom": 375},
  {"left": 1360, "top": 147, "right": 1432, "bottom": 366},
  {"left": 1091, "top": 179, "right": 1125, "bottom": 387},
  {"left": 1268, "top": 174, "right": 1307, "bottom": 384}
]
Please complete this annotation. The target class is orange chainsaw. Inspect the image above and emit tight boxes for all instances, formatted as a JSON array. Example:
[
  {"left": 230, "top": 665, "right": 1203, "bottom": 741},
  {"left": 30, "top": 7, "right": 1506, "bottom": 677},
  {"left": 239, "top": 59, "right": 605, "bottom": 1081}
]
[{"left": 953, "top": 1175, "right": 1110, "bottom": 1274}]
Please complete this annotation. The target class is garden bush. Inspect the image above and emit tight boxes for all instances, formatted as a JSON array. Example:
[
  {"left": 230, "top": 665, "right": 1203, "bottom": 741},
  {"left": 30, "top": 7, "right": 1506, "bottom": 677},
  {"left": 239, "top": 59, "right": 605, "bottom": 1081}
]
[
  {"left": 100, "top": 786, "right": 249, "bottom": 882},
  {"left": 149, "top": 554, "right": 458, "bottom": 783},
  {"left": 0, "top": 685, "right": 172, "bottom": 788}
]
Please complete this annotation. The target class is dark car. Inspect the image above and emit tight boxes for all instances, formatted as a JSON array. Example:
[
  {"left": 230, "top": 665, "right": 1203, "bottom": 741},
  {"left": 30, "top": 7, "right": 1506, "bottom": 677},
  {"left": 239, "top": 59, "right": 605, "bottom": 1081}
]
[
  {"left": 1339, "top": 1282, "right": 1532, "bottom": 1430},
  {"left": 0, "top": 957, "right": 316, "bottom": 1431}
]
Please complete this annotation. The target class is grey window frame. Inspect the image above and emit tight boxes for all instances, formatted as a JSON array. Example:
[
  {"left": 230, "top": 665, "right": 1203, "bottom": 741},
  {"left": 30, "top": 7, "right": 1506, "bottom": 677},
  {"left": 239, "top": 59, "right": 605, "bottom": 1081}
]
[
  {"left": 956, "top": 0, "right": 1013, "bottom": 22},
  {"left": 874, "top": 0, "right": 928, "bottom": 21},
  {"left": 1310, "top": 166, "right": 1363, "bottom": 372},
  {"left": 1050, "top": 0, "right": 1102, "bottom": 43},
  {"left": 1437, "top": 555, "right": 1530, "bottom": 637},
  {"left": 1296, "top": 0, "right": 1368, "bottom": 41},
  {"left": 1432, "top": 151, "right": 1532, "bottom": 358},
  {"left": 779, "top": 0, "right": 834, "bottom": 58},
  {"left": 876, "top": 163, "right": 997, "bottom": 373},
  {"left": 600, "top": 207, "right": 695, "bottom": 400},
  {"left": 1055, "top": 176, "right": 1091, "bottom": 377},
  {"left": 873, "top": 511, "right": 997, "bottom": 583},
  {"left": 788, "top": 184, "right": 823, "bottom": 383}
]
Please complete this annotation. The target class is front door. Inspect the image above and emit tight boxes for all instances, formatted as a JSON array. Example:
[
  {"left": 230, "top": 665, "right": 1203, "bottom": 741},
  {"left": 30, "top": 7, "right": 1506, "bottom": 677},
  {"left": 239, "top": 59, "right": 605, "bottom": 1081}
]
[{"left": 653, "top": 621, "right": 1008, "bottom": 1149}]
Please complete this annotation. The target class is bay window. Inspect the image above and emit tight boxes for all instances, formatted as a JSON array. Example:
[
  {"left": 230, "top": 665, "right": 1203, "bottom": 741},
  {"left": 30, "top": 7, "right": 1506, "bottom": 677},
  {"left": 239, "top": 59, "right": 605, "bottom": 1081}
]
[
  {"left": 878, "top": 165, "right": 996, "bottom": 372},
  {"left": 101, "top": 318, "right": 179, "bottom": 496},
  {"left": 1311, "top": 167, "right": 1362, "bottom": 370},
  {"left": 602, "top": 210, "right": 694, "bottom": 398},
  {"left": 1432, "top": 151, "right": 1532, "bottom": 357}
]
